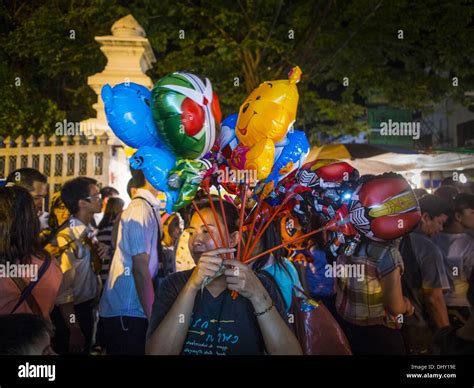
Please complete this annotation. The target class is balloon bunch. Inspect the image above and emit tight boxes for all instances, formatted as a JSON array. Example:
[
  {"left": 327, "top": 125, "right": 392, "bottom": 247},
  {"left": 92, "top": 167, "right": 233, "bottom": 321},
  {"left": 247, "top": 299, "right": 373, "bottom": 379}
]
[
  {"left": 102, "top": 72, "right": 221, "bottom": 213},
  {"left": 102, "top": 66, "right": 422, "bottom": 287}
]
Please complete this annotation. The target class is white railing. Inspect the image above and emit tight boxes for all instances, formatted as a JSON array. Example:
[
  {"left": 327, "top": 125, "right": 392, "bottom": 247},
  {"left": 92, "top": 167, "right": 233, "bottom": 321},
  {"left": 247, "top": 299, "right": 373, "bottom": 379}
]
[{"left": 0, "top": 133, "right": 112, "bottom": 197}]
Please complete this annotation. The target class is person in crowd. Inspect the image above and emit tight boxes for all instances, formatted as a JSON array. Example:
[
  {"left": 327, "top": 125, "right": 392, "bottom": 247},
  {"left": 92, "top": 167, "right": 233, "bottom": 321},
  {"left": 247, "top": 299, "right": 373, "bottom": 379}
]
[
  {"left": 175, "top": 208, "right": 195, "bottom": 272},
  {"left": 0, "top": 184, "right": 63, "bottom": 321},
  {"left": 126, "top": 178, "right": 138, "bottom": 200},
  {"left": 93, "top": 186, "right": 119, "bottom": 227},
  {"left": 97, "top": 197, "right": 125, "bottom": 285},
  {"left": 99, "top": 169, "right": 163, "bottom": 355},
  {"left": 40, "top": 191, "right": 70, "bottom": 257},
  {"left": 249, "top": 220, "right": 303, "bottom": 314},
  {"left": 434, "top": 271, "right": 474, "bottom": 355},
  {"left": 433, "top": 193, "right": 474, "bottom": 325},
  {"left": 306, "top": 244, "right": 336, "bottom": 306},
  {"left": 51, "top": 177, "right": 108, "bottom": 355},
  {"left": 0, "top": 314, "right": 56, "bottom": 355},
  {"left": 335, "top": 238, "right": 414, "bottom": 355},
  {"left": 161, "top": 213, "right": 184, "bottom": 276},
  {"left": 413, "top": 188, "right": 428, "bottom": 199},
  {"left": 400, "top": 194, "right": 451, "bottom": 354},
  {"left": 435, "top": 185, "right": 459, "bottom": 202},
  {"left": 145, "top": 198, "right": 302, "bottom": 355},
  {"left": 109, "top": 178, "right": 138, "bottom": 251},
  {"left": 6, "top": 168, "right": 48, "bottom": 228}
]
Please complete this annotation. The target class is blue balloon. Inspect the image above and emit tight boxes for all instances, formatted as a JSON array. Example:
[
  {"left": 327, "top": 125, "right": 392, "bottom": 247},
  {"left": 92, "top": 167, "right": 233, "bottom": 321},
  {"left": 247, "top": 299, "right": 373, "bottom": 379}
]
[
  {"left": 265, "top": 130, "right": 310, "bottom": 187},
  {"left": 102, "top": 83, "right": 165, "bottom": 149},
  {"left": 129, "top": 146, "right": 177, "bottom": 213},
  {"left": 218, "top": 113, "right": 239, "bottom": 163}
]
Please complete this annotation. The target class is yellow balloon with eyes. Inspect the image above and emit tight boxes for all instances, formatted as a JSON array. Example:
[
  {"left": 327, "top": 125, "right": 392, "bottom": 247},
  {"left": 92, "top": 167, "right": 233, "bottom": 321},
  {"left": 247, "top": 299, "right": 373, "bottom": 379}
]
[{"left": 235, "top": 66, "right": 302, "bottom": 180}]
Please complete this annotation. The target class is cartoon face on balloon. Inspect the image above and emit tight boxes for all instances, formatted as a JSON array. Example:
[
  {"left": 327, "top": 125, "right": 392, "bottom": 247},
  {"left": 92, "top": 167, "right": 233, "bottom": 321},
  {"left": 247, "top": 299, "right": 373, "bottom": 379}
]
[
  {"left": 129, "top": 146, "right": 178, "bottom": 213},
  {"left": 234, "top": 66, "right": 302, "bottom": 180},
  {"left": 151, "top": 72, "right": 222, "bottom": 159},
  {"left": 348, "top": 174, "right": 421, "bottom": 241},
  {"left": 102, "top": 83, "right": 164, "bottom": 149}
]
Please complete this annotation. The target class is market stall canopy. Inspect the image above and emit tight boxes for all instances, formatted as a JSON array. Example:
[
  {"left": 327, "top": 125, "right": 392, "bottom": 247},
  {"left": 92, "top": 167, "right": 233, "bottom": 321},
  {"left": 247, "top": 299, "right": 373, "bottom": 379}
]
[{"left": 305, "top": 144, "right": 474, "bottom": 174}]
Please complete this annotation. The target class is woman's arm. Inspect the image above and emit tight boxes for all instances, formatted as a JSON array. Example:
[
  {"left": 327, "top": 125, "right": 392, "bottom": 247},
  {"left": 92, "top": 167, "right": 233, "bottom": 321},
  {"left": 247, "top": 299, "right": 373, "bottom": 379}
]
[
  {"left": 146, "top": 247, "right": 235, "bottom": 355},
  {"left": 145, "top": 281, "right": 198, "bottom": 355},
  {"left": 224, "top": 259, "right": 303, "bottom": 355}
]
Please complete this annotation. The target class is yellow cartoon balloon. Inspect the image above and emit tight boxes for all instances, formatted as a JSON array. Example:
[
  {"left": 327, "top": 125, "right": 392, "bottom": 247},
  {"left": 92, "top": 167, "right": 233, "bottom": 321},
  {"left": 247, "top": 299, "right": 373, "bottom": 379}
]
[{"left": 234, "top": 66, "right": 302, "bottom": 180}]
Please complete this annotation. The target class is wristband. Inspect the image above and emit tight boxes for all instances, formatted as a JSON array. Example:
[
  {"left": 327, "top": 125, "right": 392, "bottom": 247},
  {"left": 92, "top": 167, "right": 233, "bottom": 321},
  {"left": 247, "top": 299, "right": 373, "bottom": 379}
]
[{"left": 254, "top": 300, "right": 275, "bottom": 317}]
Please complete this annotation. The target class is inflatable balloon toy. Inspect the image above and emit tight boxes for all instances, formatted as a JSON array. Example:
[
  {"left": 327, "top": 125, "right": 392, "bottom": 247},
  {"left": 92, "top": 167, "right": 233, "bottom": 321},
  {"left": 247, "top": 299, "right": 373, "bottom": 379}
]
[
  {"left": 167, "top": 158, "right": 214, "bottom": 211},
  {"left": 280, "top": 213, "right": 313, "bottom": 266},
  {"left": 318, "top": 173, "right": 421, "bottom": 256},
  {"left": 151, "top": 72, "right": 222, "bottom": 159},
  {"left": 233, "top": 66, "right": 302, "bottom": 180},
  {"left": 218, "top": 113, "right": 239, "bottom": 164},
  {"left": 129, "top": 146, "right": 178, "bottom": 213},
  {"left": 260, "top": 129, "right": 310, "bottom": 198},
  {"left": 348, "top": 173, "right": 421, "bottom": 241},
  {"left": 102, "top": 83, "right": 165, "bottom": 149}
]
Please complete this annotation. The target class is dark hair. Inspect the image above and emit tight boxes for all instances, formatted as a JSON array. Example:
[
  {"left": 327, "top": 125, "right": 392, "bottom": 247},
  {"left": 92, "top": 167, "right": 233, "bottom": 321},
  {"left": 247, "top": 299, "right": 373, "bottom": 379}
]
[
  {"left": 6, "top": 168, "right": 47, "bottom": 191},
  {"left": 98, "top": 197, "right": 125, "bottom": 230},
  {"left": 413, "top": 188, "right": 428, "bottom": 199},
  {"left": 47, "top": 191, "right": 69, "bottom": 231},
  {"left": 191, "top": 197, "right": 239, "bottom": 234},
  {"left": 126, "top": 178, "right": 138, "bottom": 199},
  {"left": 454, "top": 193, "right": 474, "bottom": 213},
  {"left": 61, "top": 177, "right": 98, "bottom": 215},
  {"left": 168, "top": 214, "right": 181, "bottom": 231},
  {"left": 435, "top": 185, "right": 459, "bottom": 202},
  {"left": 418, "top": 194, "right": 451, "bottom": 219},
  {"left": 0, "top": 186, "right": 45, "bottom": 264},
  {"left": 251, "top": 220, "right": 288, "bottom": 275},
  {"left": 130, "top": 168, "right": 146, "bottom": 189},
  {"left": 0, "top": 314, "right": 54, "bottom": 355},
  {"left": 190, "top": 198, "right": 289, "bottom": 277},
  {"left": 100, "top": 186, "right": 119, "bottom": 199},
  {"left": 441, "top": 177, "right": 456, "bottom": 187}
]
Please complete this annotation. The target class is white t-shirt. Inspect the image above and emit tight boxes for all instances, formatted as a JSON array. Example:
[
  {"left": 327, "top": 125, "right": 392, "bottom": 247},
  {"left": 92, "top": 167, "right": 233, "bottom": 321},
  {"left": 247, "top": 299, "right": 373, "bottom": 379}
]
[
  {"left": 55, "top": 217, "right": 98, "bottom": 305},
  {"left": 99, "top": 189, "right": 162, "bottom": 318}
]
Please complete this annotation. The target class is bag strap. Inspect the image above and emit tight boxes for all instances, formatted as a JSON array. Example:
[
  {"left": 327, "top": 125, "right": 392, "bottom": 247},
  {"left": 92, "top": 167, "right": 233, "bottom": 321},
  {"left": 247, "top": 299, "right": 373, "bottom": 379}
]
[
  {"left": 10, "top": 256, "right": 51, "bottom": 315},
  {"left": 259, "top": 270, "right": 285, "bottom": 308},
  {"left": 293, "top": 284, "right": 313, "bottom": 300}
]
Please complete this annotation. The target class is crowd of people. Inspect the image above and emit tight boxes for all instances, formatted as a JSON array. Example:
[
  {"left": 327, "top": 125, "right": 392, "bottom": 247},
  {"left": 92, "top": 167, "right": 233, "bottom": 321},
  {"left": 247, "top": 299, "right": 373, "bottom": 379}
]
[{"left": 0, "top": 167, "right": 473, "bottom": 356}]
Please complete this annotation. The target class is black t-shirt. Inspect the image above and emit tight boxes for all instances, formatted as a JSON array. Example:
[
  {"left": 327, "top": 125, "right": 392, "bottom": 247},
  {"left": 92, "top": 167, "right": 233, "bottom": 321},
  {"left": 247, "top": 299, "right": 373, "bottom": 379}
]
[{"left": 147, "top": 270, "right": 286, "bottom": 355}]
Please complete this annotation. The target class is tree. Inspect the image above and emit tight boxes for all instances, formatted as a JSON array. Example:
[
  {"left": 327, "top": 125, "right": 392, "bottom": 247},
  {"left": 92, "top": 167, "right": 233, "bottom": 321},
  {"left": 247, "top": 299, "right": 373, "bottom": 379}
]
[{"left": 1, "top": 0, "right": 473, "bottom": 143}]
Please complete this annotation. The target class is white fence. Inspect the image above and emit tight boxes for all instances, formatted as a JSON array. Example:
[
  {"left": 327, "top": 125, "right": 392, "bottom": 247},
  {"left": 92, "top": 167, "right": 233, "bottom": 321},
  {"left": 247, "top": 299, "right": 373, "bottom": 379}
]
[{"left": 0, "top": 133, "right": 113, "bottom": 200}]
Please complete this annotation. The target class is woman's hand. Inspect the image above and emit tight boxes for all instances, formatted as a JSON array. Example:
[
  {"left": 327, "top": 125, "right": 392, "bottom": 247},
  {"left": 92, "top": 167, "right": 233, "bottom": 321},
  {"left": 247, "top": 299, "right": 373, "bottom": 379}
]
[
  {"left": 223, "top": 259, "right": 267, "bottom": 302},
  {"left": 188, "top": 248, "right": 235, "bottom": 292}
]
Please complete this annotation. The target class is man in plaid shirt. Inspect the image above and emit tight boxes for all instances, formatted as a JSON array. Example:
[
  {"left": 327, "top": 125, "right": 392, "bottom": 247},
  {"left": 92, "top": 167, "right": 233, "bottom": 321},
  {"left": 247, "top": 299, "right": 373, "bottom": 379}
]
[{"left": 335, "top": 240, "right": 414, "bottom": 354}]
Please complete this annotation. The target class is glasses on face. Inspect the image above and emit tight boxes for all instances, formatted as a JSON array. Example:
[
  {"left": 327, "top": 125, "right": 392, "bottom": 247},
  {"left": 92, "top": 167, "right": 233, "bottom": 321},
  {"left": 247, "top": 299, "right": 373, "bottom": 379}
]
[{"left": 84, "top": 193, "right": 102, "bottom": 201}]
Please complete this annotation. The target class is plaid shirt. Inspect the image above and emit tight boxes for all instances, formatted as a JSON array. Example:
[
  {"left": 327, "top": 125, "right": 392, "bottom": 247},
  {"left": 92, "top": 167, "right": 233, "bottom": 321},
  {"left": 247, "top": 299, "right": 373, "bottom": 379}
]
[{"left": 336, "top": 241, "right": 404, "bottom": 328}]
